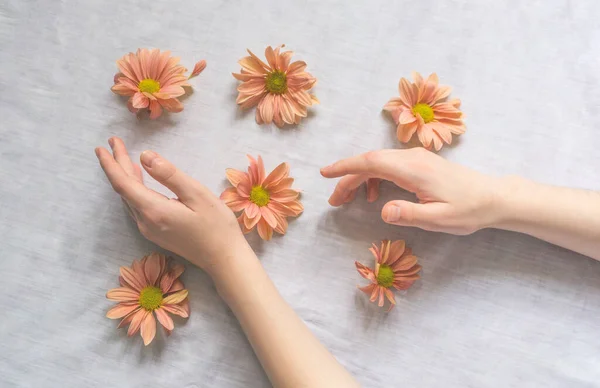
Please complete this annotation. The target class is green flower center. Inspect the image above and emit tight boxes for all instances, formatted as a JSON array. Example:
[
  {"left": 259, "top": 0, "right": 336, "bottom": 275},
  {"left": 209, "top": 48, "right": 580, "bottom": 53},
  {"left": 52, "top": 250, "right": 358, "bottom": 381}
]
[
  {"left": 377, "top": 265, "right": 394, "bottom": 288},
  {"left": 412, "top": 103, "right": 434, "bottom": 123},
  {"left": 249, "top": 186, "right": 270, "bottom": 207},
  {"left": 139, "top": 286, "right": 163, "bottom": 311},
  {"left": 138, "top": 79, "right": 161, "bottom": 94},
  {"left": 265, "top": 70, "right": 287, "bottom": 95}
]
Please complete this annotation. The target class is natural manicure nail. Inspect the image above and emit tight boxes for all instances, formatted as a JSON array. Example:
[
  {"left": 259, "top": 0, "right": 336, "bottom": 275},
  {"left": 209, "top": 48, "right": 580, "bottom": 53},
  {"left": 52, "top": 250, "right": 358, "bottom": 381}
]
[
  {"left": 141, "top": 150, "right": 159, "bottom": 167},
  {"left": 385, "top": 205, "right": 402, "bottom": 222}
]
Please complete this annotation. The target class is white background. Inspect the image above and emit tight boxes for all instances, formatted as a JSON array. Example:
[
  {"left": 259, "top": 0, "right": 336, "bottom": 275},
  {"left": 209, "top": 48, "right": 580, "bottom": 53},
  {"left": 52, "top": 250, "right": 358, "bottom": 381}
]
[{"left": 1, "top": 0, "right": 600, "bottom": 386}]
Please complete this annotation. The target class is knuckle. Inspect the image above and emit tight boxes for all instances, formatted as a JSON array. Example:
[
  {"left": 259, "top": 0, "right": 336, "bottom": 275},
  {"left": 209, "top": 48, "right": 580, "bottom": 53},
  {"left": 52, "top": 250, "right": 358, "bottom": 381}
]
[
  {"left": 142, "top": 208, "right": 168, "bottom": 226},
  {"left": 363, "top": 151, "right": 380, "bottom": 171},
  {"left": 159, "top": 164, "right": 177, "bottom": 182},
  {"left": 111, "top": 180, "right": 127, "bottom": 194},
  {"left": 137, "top": 222, "right": 150, "bottom": 237}
]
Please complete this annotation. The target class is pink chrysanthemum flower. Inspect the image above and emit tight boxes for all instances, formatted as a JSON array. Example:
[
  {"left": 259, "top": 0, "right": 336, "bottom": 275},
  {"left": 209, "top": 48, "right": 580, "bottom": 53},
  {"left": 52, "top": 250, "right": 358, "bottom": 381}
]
[
  {"left": 111, "top": 48, "right": 206, "bottom": 119},
  {"left": 355, "top": 240, "right": 421, "bottom": 312},
  {"left": 233, "top": 45, "right": 319, "bottom": 128},
  {"left": 220, "top": 155, "right": 303, "bottom": 240},
  {"left": 383, "top": 72, "right": 465, "bottom": 151},
  {"left": 106, "top": 252, "right": 190, "bottom": 345}
]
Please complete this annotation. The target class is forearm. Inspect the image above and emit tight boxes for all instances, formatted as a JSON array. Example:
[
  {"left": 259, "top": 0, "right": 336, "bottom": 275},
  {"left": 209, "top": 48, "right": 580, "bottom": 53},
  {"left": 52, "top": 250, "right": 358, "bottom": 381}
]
[
  {"left": 492, "top": 176, "right": 600, "bottom": 260},
  {"left": 207, "top": 243, "right": 359, "bottom": 388}
]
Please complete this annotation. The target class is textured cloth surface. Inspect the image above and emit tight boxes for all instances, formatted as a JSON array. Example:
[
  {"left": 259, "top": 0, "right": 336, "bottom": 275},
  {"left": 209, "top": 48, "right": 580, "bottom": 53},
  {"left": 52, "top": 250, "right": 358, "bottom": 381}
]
[{"left": 2, "top": 1, "right": 600, "bottom": 387}]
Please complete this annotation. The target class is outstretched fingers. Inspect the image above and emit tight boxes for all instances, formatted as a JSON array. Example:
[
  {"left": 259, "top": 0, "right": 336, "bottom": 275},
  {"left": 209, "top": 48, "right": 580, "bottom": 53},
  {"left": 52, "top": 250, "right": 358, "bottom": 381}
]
[
  {"left": 139, "top": 151, "right": 214, "bottom": 210},
  {"left": 320, "top": 151, "right": 397, "bottom": 180},
  {"left": 96, "top": 147, "right": 165, "bottom": 210}
]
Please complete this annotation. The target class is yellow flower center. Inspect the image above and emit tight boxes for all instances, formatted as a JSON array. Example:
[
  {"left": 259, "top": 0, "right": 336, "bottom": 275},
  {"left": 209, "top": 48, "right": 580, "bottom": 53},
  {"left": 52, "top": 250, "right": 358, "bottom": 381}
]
[
  {"left": 249, "top": 186, "right": 270, "bottom": 207},
  {"left": 412, "top": 103, "right": 434, "bottom": 123},
  {"left": 138, "top": 79, "right": 161, "bottom": 94},
  {"left": 377, "top": 265, "right": 394, "bottom": 288},
  {"left": 139, "top": 286, "right": 163, "bottom": 311},
  {"left": 265, "top": 70, "right": 287, "bottom": 95}
]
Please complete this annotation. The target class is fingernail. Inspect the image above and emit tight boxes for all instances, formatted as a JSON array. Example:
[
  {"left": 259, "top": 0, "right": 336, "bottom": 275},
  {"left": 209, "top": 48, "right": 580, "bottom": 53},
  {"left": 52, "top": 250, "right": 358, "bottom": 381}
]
[
  {"left": 141, "top": 150, "right": 158, "bottom": 167},
  {"left": 94, "top": 147, "right": 101, "bottom": 158},
  {"left": 320, "top": 165, "right": 333, "bottom": 175},
  {"left": 108, "top": 138, "right": 115, "bottom": 148},
  {"left": 385, "top": 205, "right": 401, "bottom": 222}
]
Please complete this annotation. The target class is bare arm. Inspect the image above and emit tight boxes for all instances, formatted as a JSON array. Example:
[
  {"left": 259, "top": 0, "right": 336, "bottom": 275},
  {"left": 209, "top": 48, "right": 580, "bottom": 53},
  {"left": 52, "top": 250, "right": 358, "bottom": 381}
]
[
  {"left": 320, "top": 148, "right": 600, "bottom": 261},
  {"left": 210, "top": 245, "right": 358, "bottom": 387},
  {"left": 495, "top": 177, "right": 600, "bottom": 260},
  {"left": 96, "top": 137, "right": 359, "bottom": 388}
]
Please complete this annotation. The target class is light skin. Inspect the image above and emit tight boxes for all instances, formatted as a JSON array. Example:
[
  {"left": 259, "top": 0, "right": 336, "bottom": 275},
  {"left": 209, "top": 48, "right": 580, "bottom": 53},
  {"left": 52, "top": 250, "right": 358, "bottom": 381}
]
[
  {"left": 97, "top": 139, "right": 600, "bottom": 387},
  {"left": 96, "top": 137, "right": 359, "bottom": 388},
  {"left": 320, "top": 148, "right": 600, "bottom": 261}
]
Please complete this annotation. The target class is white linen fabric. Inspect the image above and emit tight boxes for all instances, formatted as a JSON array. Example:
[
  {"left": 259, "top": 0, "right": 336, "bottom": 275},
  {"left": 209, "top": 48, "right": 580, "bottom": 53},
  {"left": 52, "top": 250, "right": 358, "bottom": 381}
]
[{"left": 1, "top": 0, "right": 600, "bottom": 387}]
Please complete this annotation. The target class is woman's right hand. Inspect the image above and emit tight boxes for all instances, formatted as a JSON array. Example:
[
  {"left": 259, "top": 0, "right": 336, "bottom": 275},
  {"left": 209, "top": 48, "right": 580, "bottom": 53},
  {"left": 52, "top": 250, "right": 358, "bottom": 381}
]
[
  {"left": 320, "top": 148, "right": 507, "bottom": 235},
  {"left": 96, "top": 137, "right": 249, "bottom": 274}
]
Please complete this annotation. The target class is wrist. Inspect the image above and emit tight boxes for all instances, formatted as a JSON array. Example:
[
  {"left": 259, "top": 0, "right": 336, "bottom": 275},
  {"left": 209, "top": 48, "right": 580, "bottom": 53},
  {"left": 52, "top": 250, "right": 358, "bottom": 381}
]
[
  {"left": 185, "top": 237, "right": 256, "bottom": 277},
  {"left": 487, "top": 175, "right": 533, "bottom": 231}
]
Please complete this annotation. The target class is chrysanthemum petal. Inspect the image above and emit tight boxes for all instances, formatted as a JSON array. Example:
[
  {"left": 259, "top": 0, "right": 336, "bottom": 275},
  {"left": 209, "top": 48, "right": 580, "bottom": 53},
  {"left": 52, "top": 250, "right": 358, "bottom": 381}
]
[
  {"left": 260, "top": 206, "right": 278, "bottom": 228},
  {"left": 141, "top": 311, "right": 156, "bottom": 346},
  {"left": 287, "top": 61, "right": 307, "bottom": 75},
  {"left": 393, "top": 280, "right": 415, "bottom": 290},
  {"left": 168, "top": 279, "right": 185, "bottom": 293},
  {"left": 264, "top": 46, "right": 277, "bottom": 69},
  {"left": 120, "top": 266, "right": 145, "bottom": 292},
  {"left": 155, "top": 308, "right": 174, "bottom": 330},
  {"left": 149, "top": 100, "right": 162, "bottom": 119},
  {"left": 257, "top": 218, "right": 273, "bottom": 240},
  {"left": 179, "top": 298, "right": 190, "bottom": 316},
  {"left": 393, "top": 255, "right": 418, "bottom": 271},
  {"left": 106, "top": 303, "right": 140, "bottom": 319},
  {"left": 127, "top": 309, "right": 148, "bottom": 336},
  {"left": 262, "top": 162, "right": 289, "bottom": 189},
  {"left": 239, "top": 56, "right": 267, "bottom": 75},
  {"left": 117, "top": 310, "right": 136, "bottom": 329},
  {"left": 399, "top": 109, "right": 416, "bottom": 124},
  {"left": 238, "top": 78, "right": 267, "bottom": 94},
  {"left": 158, "top": 98, "right": 184, "bottom": 113},
  {"left": 144, "top": 253, "right": 162, "bottom": 286},
  {"left": 394, "top": 264, "right": 422, "bottom": 276},
  {"left": 383, "top": 97, "right": 404, "bottom": 112},
  {"left": 244, "top": 202, "right": 259, "bottom": 219},
  {"left": 355, "top": 261, "right": 376, "bottom": 282},
  {"left": 398, "top": 121, "right": 418, "bottom": 143},
  {"left": 159, "top": 263, "right": 185, "bottom": 294},
  {"left": 163, "top": 289, "right": 188, "bottom": 305},
  {"left": 270, "top": 177, "right": 294, "bottom": 192},
  {"left": 358, "top": 284, "right": 376, "bottom": 295},
  {"left": 131, "top": 92, "right": 149, "bottom": 109},
  {"left": 388, "top": 241, "right": 405, "bottom": 262},
  {"left": 270, "top": 189, "right": 299, "bottom": 202},
  {"left": 243, "top": 213, "right": 261, "bottom": 229},
  {"left": 384, "top": 289, "right": 396, "bottom": 312},
  {"left": 154, "top": 85, "right": 185, "bottom": 99},
  {"left": 111, "top": 83, "right": 136, "bottom": 96},
  {"left": 162, "top": 303, "right": 189, "bottom": 318},
  {"left": 273, "top": 212, "right": 288, "bottom": 234},
  {"left": 399, "top": 78, "right": 415, "bottom": 107},
  {"left": 106, "top": 287, "right": 139, "bottom": 302},
  {"left": 225, "top": 168, "right": 248, "bottom": 187},
  {"left": 259, "top": 94, "right": 275, "bottom": 123},
  {"left": 189, "top": 60, "right": 206, "bottom": 79}
]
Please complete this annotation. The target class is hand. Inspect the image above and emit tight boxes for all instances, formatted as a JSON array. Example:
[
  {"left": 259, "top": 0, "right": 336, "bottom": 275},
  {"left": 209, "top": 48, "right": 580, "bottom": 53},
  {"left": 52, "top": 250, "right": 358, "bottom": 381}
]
[
  {"left": 320, "top": 148, "right": 504, "bottom": 235},
  {"left": 95, "top": 137, "right": 247, "bottom": 273}
]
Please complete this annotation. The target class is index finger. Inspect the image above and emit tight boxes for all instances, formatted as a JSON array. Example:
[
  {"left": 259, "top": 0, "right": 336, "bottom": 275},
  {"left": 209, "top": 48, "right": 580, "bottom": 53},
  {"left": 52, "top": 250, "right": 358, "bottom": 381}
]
[{"left": 320, "top": 150, "right": 397, "bottom": 180}]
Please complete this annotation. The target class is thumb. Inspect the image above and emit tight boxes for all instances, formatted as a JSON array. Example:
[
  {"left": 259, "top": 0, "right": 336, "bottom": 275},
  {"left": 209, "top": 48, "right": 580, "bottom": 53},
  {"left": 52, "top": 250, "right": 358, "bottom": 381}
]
[
  {"left": 381, "top": 200, "right": 447, "bottom": 229},
  {"left": 140, "top": 150, "right": 211, "bottom": 207}
]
